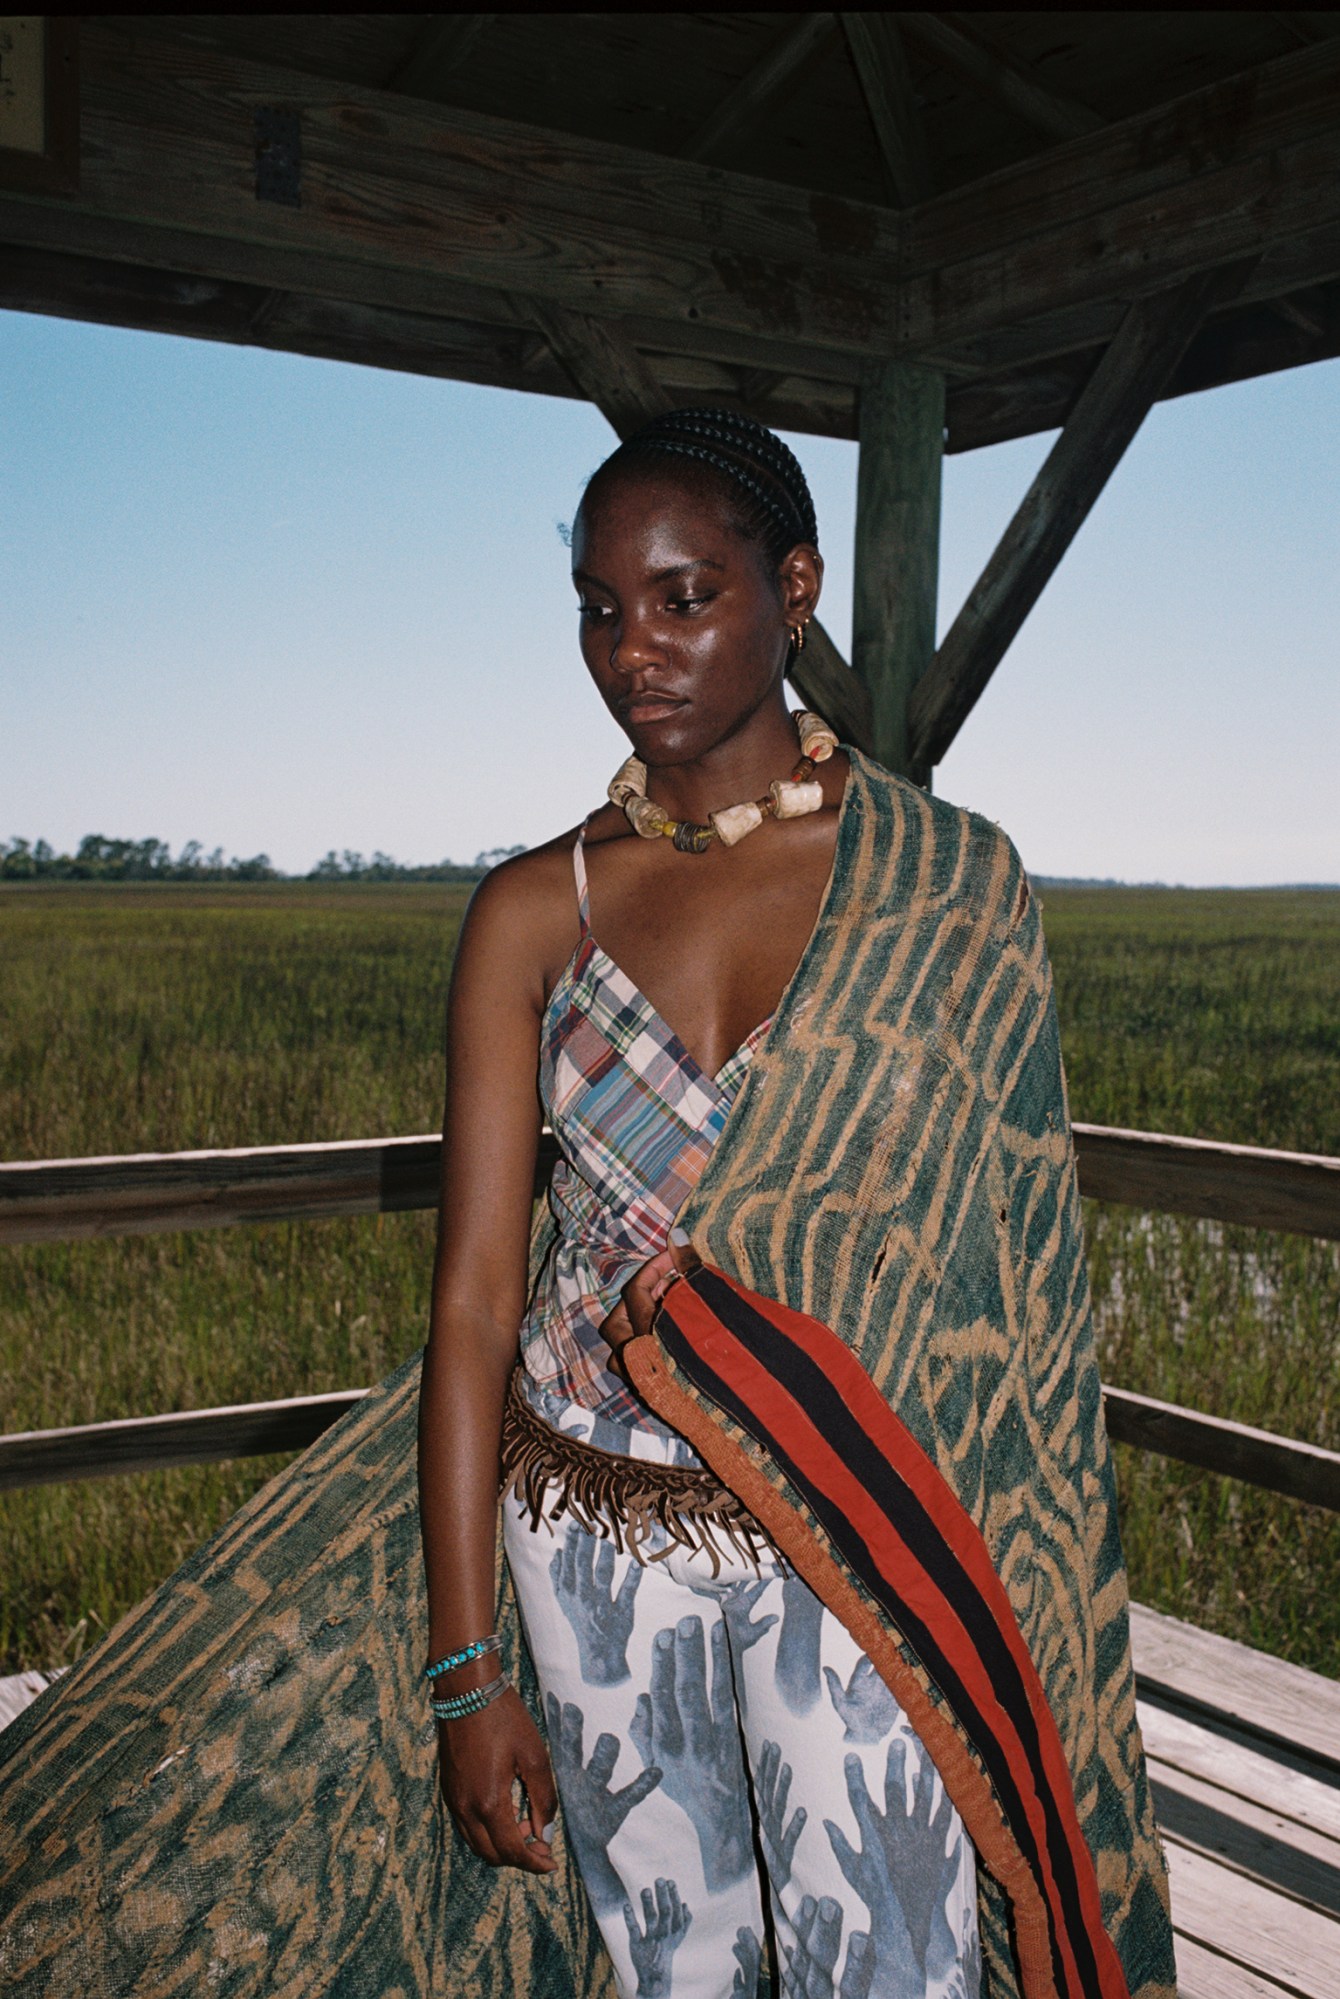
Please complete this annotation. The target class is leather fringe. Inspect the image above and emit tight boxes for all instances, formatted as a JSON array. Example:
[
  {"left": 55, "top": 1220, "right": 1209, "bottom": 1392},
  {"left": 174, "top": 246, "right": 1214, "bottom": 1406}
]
[{"left": 500, "top": 1368, "right": 773, "bottom": 1575}]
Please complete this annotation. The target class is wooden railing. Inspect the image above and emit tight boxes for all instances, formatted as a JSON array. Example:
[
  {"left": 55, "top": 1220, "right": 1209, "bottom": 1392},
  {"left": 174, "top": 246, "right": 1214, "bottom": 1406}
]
[{"left": 2, "top": 1125, "right": 1338, "bottom": 1504}]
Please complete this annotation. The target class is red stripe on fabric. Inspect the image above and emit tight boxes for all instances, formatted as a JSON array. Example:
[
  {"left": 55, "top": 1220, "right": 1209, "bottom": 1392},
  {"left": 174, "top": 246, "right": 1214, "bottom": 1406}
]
[{"left": 664, "top": 1272, "right": 1125, "bottom": 1999}]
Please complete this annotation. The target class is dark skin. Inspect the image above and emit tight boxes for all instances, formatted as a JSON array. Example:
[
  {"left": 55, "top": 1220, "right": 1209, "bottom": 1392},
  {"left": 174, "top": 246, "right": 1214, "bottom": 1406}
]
[{"left": 418, "top": 461, "right": 847, "bottom": 1874}]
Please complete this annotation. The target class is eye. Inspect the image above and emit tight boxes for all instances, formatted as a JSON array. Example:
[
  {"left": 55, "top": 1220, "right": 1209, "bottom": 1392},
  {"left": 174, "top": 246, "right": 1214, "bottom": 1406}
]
[
  {"left": 578, "top": 602, "right": 613, "bottom": 623},
  {"left": 668, "top": 592, "right": 715, "bottom": 614}
]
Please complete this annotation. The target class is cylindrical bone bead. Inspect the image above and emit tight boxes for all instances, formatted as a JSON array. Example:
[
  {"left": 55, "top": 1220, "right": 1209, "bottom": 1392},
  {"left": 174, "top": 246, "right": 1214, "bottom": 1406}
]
[
  {"left": 710, "top": 800, "right": 766, "bottom": 847},
  {"left": 770, "top": 779, "right": 824, "bottom": 819},
  {"left": 795, "top": 712, "right": 839, "bottom": 762},
  {"left": 608, "top": 755, "right": 648, "bottom": 808},
  {"left": 627, "top": 795, "right": 670, "bottom": 840}
]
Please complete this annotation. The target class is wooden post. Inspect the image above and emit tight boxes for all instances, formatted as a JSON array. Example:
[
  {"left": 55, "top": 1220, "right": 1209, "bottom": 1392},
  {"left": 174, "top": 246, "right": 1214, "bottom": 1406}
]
[{"left": 851, "top": 359, "right": 945, "bottom": 782}]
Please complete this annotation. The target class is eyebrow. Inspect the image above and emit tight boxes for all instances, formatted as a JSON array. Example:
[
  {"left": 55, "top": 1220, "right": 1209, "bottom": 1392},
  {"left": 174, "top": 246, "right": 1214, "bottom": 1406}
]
[{"left": 572, "top": 558, "right": 726, "bottom": 588}]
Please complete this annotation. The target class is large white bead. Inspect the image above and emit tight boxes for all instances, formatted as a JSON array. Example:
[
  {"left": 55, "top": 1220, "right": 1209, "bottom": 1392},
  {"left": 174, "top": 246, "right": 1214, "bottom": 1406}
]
[
  {"left": 710, "top": 800, "right": 765, "bottom": 847},
  {"left": 627, "top": 795, "right": 670, "bottom": 840},
  {"left": 795, "top": 711, "right": 839, "bottom": 763},
  {"left": 608, "top": 755, "right": 647, "bottom": 809},
  {"left": 770, "top": 779, "right": 824, "bottom": 819}
]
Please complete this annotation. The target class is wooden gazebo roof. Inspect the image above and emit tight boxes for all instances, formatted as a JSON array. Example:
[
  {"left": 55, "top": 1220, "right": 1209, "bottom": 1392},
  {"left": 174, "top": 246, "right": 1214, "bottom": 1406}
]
[{"left": 5, "top": 11, "right": 1338, "bottom": 770}]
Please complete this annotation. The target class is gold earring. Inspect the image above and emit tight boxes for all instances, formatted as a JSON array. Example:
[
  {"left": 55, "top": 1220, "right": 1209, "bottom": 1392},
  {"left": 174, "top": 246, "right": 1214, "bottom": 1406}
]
[{"left": 791, "top": 621, "right": 808, "bottom": 653}]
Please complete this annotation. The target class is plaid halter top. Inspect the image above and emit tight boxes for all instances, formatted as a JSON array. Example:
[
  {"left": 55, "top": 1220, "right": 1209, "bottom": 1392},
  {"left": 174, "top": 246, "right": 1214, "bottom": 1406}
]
[{"left": 517, "top": 825, "right": 770, "bottom": 1464}]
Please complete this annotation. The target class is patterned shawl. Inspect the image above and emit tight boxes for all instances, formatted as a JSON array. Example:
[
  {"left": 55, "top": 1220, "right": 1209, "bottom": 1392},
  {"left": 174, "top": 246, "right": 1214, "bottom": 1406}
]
[
  {"left": 624, "top": 751, "right": 1175, "bottom": 1999},
  {"left": 0, "top": 750, "right": 1172, "bottom": 1999}
]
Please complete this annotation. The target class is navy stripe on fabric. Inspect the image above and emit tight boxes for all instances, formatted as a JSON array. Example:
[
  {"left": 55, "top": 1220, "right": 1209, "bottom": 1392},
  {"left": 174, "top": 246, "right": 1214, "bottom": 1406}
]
[{"left": 657, "top": 1270, "right": 1100, "bottom": 1999}]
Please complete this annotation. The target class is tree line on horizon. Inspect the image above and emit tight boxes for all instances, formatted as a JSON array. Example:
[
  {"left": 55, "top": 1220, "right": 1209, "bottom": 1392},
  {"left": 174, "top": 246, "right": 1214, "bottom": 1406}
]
[{"left": 0, "top": 836, "right": 526, "bottom": 883}]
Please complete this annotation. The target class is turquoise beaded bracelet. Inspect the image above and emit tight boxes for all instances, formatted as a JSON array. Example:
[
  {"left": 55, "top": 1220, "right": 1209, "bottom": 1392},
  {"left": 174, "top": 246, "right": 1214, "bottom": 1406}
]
[
  {"left": 425, "top": 1634, "right": 501, "bottom": 1682},
  {"left": 431, "top": 1672, "right": 510, "bottom": 1722}
]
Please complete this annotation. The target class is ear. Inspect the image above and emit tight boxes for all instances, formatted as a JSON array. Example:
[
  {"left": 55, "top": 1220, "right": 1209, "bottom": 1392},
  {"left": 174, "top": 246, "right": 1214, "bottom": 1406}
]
[{"left": 778, "top": 543, "right": 823, "bottom": 629}]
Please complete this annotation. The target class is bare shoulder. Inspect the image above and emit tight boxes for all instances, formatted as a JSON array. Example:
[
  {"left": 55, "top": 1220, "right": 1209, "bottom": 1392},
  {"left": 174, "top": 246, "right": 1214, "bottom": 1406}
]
[{"left": 455, "top": 822, "right": 590, "bottom": 1002}]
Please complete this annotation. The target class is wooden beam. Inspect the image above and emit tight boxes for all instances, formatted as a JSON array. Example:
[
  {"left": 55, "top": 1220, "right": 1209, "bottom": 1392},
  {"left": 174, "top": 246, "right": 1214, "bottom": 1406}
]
[
  {"left": 3, "top": 1123, "right": 1335, "bottom": 1249},
  {"left": 851, "top": 359, "right": 944, "bottom": 777},
  {"left": 908, "top": 265, "right": 1245, "bottom": 768},
  {"left": 3, "top": 23, "right": 1336, "bottom": 370},
  {"left": 386, "top": 14, "right": 492, "bottom": 101},
  {"left": 787, "top": 622, "right": 875, "bottom": 752},
  {"left": 5, "top": 1379, "right": 1336, "bottom": 1504},
  {"left": 523, "top": 296, "right": 673, "bottom": 436},
  {"left": 900, "top": 12, "right": 1104, "bottom": 144},
  {"left": 681, "top": 14, "right": 835, "bottom": 164},
  {"left": 840, "top": 13, "right": 931, "bottom": 206},
  {"left": 1102, "top": 1388, "right": 1340, "bottom": 1512}
]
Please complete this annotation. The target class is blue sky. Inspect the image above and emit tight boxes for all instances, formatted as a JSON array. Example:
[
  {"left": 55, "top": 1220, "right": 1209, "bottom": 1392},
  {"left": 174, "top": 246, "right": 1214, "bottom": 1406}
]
[{"left": 4, "top": 309, "right": 1336, "bottom": 884}]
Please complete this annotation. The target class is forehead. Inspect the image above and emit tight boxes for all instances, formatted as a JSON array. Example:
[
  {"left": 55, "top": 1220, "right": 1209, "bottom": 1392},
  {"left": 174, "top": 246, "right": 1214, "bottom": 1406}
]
[{"left": 573, "top": 458, "right": 745, "bottom": 554}]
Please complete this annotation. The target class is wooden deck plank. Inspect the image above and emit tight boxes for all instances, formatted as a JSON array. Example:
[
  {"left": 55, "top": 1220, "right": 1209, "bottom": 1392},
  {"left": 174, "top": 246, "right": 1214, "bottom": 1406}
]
[
  {"left": 1174, "top": 1934, "right": 1299, "bottom": 1999},
  {"left": 1140, "top": 1699, "right": 1340, "bottom": 1845},
  {"left": 1165, "top": 1838, "right": 1339, "bottom": 1995},
  {"left": 1150, "top": 1755, "right": 1340, "bottom": 1915},
  {"left": 1131, "top": 1603, "right": 1340, "bottom": 1769}
]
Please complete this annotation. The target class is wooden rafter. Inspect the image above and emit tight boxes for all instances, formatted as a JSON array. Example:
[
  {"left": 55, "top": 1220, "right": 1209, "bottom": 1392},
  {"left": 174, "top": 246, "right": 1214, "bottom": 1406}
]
[
  {"left": 386, "top": 14, "right": 492, "bottom": 99},
  {"left": 900, "top": 13, "right": 1103, "bottom": 143},
  {"left": 908, "top": 264, "right": 1253, "bottom": 770},
  {"left": 840, "top": 13, "right": 932, "bottom": 206},
  {"left": 681, "top": 14, "right": 836, "bottom": 163},
  {"left": 2, "top": 25, "right": 1338, "bottom": 369}
]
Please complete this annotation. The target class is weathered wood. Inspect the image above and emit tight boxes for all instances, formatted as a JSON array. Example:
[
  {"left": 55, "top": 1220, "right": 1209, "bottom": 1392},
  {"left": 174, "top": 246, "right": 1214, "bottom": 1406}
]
[
  {"left": 786, "top": 620, "right": 875, "bottom": 754},
  {"left": 1139, "top": 1700, "right": 1340, "bottom": 1846},
  {"left": 909, "top": 267, "right": 1246, "bottom": 767},
  {"left": 4, "top": 1124, "right": 1335, "bottom": 1247},
  {"left": 1171, "top": 1934, "right": 1298, "bottom": 1999},
  {"left": 1163, "top": 1838, "right": 1340, "bottom": 1995},
  {"left": 1104, "top": 1386, "right": 1340, "bottom": 1513},
  {"left": 1071, "top": 1121, "right": 1340, "bottom": 1241},
  {"left": 839, "top": 14, "right": 931, "bottom": 206},
  {"left": 900, "top": 13, "right": 1104, "bottom": 144},
  {"left": 1131, "top": 1602, "right": 1340, "bottom": 1771},
  {"left": 681, "top": 13, "right": 834, "bottom": 164},
  {"left": 386, "top": 14, "right": 493, "bottom": 101},
  {"left": 0, "top": 1392, "right": 366, "bottom": 1493},
  {"left": 5, "top": 23, "right": 1339, "bottom": 370},
  {"left": 851, "top": 359, "right": 944, "bottom": 779},
  {"left": 524, "top": 297, "right": 673, "bottom": 438},
  {"left": 1147, "top": 1753, "right": 1340, "bottom": 1913}
]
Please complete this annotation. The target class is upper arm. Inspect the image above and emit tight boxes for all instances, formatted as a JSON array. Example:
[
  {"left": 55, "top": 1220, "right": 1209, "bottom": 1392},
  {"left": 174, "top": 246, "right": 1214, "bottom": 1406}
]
[{"left": 430, "top": 858, "right": 563, "bottom": 1348}]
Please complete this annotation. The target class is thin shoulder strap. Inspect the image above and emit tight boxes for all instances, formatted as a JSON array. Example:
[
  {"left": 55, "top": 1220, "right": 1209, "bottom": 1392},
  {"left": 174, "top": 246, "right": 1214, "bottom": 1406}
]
[{"left": 572, "top": 821, "right": 592, "bottom": 935}]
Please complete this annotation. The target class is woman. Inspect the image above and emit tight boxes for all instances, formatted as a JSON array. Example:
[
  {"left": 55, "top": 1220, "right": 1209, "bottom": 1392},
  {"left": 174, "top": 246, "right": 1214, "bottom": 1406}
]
[
  {"left": 0, "top": 411, "right": 1173, "bottom": 1999},
  {"left": 418, "top": 410, "right": 1175, "bottom": 1999}
]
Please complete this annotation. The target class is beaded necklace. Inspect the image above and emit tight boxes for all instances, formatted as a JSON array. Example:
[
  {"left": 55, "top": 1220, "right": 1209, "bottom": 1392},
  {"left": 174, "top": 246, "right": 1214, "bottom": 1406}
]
[{"left": 608, "top": 710, "right": 839, "bottom": 855}]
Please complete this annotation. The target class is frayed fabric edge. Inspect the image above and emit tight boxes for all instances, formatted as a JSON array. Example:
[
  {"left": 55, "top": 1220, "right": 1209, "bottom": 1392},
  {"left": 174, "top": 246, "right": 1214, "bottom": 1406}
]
[{"left": 499, "top": 1366, "right": 774, "bottom": 1576}]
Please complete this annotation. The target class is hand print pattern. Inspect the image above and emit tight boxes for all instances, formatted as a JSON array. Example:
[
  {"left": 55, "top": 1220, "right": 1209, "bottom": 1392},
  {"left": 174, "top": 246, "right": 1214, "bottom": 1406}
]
[{"left": 506, "top": 1484, "right": 977, "bottom": 1999}]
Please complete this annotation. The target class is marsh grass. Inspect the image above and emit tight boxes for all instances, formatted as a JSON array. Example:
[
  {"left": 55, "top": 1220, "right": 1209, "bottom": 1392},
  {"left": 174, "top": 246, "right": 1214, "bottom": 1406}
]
[{"left": 1, "top": 882, "right": 1337, "bottom": 1675}]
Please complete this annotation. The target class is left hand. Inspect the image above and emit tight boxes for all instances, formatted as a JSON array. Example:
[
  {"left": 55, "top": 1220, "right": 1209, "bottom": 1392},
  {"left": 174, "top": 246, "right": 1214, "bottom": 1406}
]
[{"left": 601, "top": 1234, "right": 701, "bottom": 1356}]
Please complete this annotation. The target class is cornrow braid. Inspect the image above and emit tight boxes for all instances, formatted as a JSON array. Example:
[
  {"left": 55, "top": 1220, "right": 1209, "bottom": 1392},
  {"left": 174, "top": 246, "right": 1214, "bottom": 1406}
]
[{"left": 591, "top": 407, "right": 819, "bottom": 567}]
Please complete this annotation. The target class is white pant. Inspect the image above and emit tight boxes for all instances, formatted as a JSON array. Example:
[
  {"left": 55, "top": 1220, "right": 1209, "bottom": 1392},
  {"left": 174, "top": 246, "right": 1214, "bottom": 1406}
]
[{"left": 504, "top": 1489, "right": 980, "bottom": 1999}]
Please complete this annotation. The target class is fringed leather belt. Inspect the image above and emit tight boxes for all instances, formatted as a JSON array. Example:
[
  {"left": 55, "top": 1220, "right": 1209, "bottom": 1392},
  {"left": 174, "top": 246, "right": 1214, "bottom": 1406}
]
[{"left": 500, "top": 1365, "right": 773, "bottom": 1572}]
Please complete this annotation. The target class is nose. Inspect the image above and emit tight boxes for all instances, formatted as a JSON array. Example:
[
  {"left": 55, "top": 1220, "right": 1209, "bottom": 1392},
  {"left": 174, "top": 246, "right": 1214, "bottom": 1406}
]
[{"left": 608, "top": 610, "right": 664, "bottom": 675}]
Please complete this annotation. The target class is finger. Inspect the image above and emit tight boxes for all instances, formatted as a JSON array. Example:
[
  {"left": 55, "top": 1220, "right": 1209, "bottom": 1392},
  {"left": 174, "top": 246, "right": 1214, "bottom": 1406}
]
[
  {"left": 759, "top": 1736, "right": 779, "bottom": 1803},
  {"left": 845, "top": 1750, "right": 880, "bottom": 1839},
  {"left": 824, "top": 1817, "right": 860, "bottom": 1882},
  {"left": 559, "top": 1700, "right": 585, "bottom": 1770},
  {"left": 486, "top": 1803, "right": 558, "bottom": 1874},
  {"left": 814, "top": 1895, "right": 843, "bottom": 1974},
  {"left": 774, "top": 1754, "right": 793, "bottom": 1823},
  {"left": 520, "top": 1743, "right": 559, "bottom": 1835},
  {"left": 601, "top": 1299, "right": 635, "bottom": 1353},
  {"left": 709, "top": 1615, "right": 733, "bottom": 1726},
  {"left": 589, "top": 1729, "right": 620, "bottom": 1790},
  {"left": 649, "top": 1627, "right": 685, "bottom": 1755},
  {"left": 562, "top": 1521, "right": 580, "bottom": 1594},
  {"left": 594, "top": 1536, "right": 614, "bottom": 1600},
  {"left": 630, "top": 1690, "right": 653, "bottom": 1762},
  {"left": 667, "top": 1226, "right": 703, "bottom": 1277},
  {"left": 622, "top": 1901, "right": 640, "bottom": 1947},
  {"left": 675, "top": 1617, "right": 712, "bottom": 1750},
  {"left": 613, "top": 1762, "right": 663, "bottom": 1820},
  {"left": 614, "top": 1557, "right": 642, "bottom": 1618},
  {"left": 785, "top": 1805, "right": 808, "bottom": 1857},
  {"left": 795, "top": 1893, "right": 818, "bottom": 1946},
  {"left": 823, "top": 1664, "right": 843, "bottom": 1709},
  {"left": 576, "top": 1522, "right": 594, "bottom": 1594},
  {"left": 883, "top": 1732, "right": 909, "bottom": 1810},
  {"left": 641, "top": 1883, "right": 657, "bottom": 1932}
]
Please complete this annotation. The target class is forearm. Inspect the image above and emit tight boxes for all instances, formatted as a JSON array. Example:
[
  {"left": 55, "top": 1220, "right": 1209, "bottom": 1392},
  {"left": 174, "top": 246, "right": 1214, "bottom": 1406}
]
[{"left": 418, "top": 1310, "right": 517, "bottom": 1676}]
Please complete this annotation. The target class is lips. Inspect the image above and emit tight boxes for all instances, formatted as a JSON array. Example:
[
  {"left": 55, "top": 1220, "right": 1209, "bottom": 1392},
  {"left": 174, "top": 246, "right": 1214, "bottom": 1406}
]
[{"left": 618, "top": 691, "right": 687, "bottom": 724}]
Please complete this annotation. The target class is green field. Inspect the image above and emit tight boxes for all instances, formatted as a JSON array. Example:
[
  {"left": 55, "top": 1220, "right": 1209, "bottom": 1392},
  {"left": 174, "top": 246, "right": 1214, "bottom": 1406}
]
[{"left": 2, "top": 881, "right": 1338, "bottom": 1677}]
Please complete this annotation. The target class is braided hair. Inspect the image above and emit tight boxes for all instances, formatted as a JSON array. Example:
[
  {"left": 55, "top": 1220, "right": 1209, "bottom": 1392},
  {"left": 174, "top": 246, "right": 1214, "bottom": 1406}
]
[{"left": 585, "top": 407, "right": 819, "bottom": 566}]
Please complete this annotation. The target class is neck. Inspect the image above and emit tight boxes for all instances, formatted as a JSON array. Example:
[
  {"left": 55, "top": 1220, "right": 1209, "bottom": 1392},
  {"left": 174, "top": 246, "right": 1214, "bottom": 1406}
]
[{"left": 642, "top": 698, "right": 801, "bottom": 823}]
